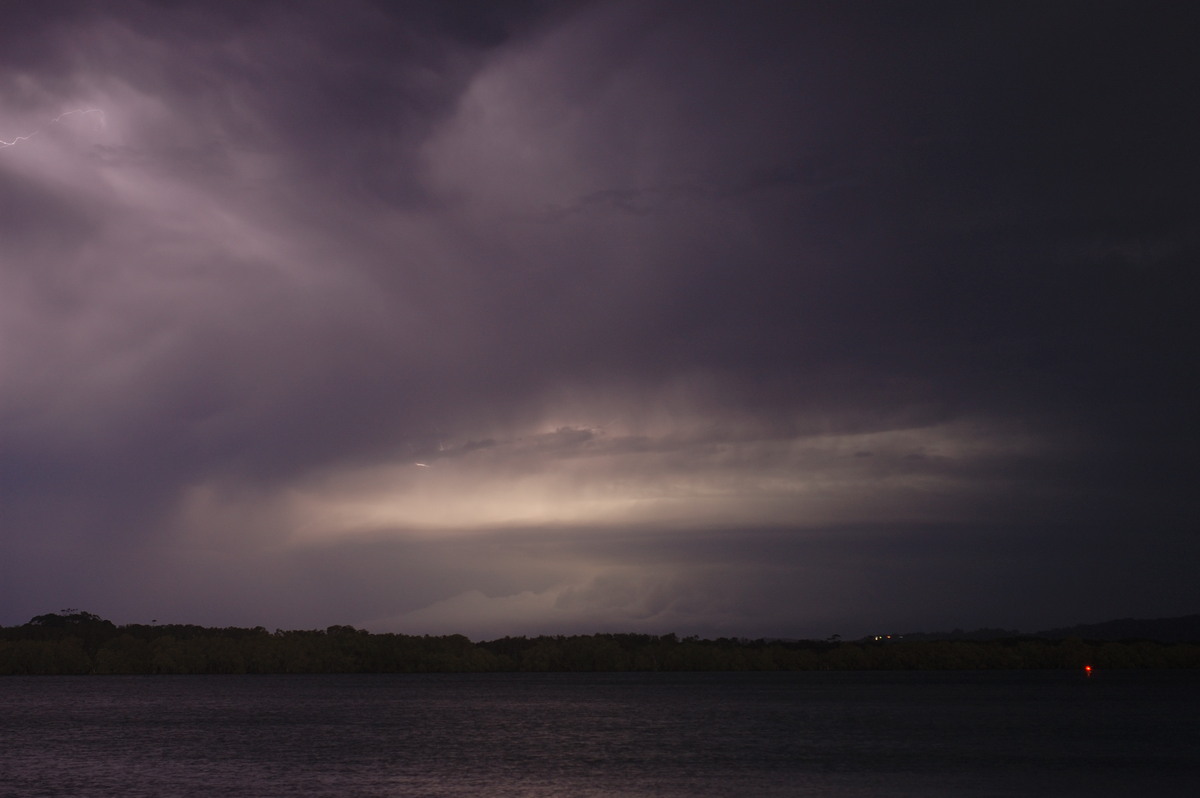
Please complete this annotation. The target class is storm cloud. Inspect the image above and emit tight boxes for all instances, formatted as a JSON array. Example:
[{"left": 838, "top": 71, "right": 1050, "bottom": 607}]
[{"left": 2, "top": 1, "right": 1196, "bottom": 638}]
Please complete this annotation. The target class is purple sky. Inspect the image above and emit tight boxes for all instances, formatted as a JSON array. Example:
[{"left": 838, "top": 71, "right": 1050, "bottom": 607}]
[{"left": 2, "top": 1, "right": 1196, "bottom": 639}]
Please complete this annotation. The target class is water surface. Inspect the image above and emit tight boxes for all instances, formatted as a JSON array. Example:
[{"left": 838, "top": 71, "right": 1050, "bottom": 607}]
[{"left": 2, "top": 670, "right": 1197, "bottom": 796}]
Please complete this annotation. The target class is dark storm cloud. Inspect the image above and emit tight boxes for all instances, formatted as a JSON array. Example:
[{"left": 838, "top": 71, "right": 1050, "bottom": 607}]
[{"left": 2, "top": 1, "right": 1196, "bottom": 634}]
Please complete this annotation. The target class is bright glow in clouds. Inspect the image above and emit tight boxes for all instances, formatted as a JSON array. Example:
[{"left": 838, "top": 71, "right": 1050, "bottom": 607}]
[{"left": 175, "top": 416, "right": 1043, "bottom": 546}]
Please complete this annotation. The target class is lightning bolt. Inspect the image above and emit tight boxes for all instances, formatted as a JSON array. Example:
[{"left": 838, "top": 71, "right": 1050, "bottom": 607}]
[
  {"left": 1, "top": 107, "right": 106, "bottom": 148},
  {"left": 0, "top": 132, "right": 37, "bottom": 147},
  {"left": 53, "top": 108, "right": 106, "bottom": 126}
]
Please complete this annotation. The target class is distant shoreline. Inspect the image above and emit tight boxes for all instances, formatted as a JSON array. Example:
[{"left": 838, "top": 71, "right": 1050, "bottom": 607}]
[{"left": 3, "top": 612, "right": 1199, "bottom": 675}]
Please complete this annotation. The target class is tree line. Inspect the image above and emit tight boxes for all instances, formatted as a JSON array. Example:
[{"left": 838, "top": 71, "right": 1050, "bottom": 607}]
[{"left": 2, "top": 611, "right": 1198, "bottom": 675}]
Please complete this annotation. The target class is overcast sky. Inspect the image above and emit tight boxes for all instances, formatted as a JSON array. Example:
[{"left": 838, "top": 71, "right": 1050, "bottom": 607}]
[{"left": 2, "top": 0, "right": 1196, "bottom": 639}]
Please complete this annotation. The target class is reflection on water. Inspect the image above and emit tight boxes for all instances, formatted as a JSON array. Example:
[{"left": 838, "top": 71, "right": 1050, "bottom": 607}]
[{"left": 1, "top": 671, "right": 1197, "bottom": 797}]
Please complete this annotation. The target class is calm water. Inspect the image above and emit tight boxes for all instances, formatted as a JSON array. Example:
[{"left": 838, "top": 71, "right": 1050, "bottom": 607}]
[{"left": 1, "top": 670, "right": 1197, "bottom": 797}]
